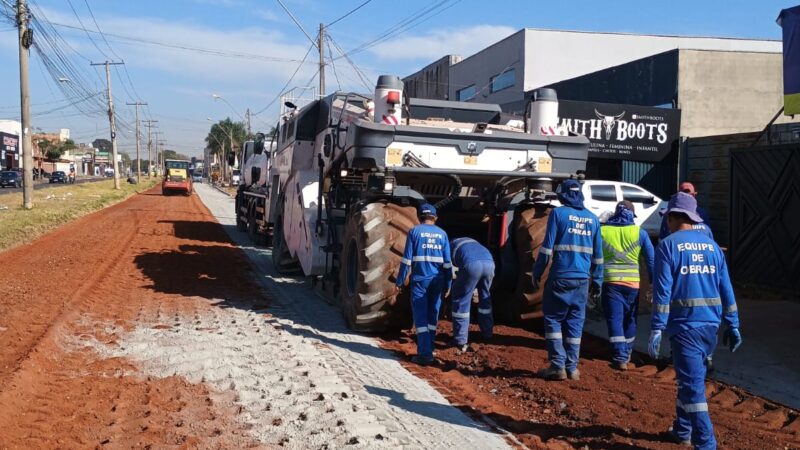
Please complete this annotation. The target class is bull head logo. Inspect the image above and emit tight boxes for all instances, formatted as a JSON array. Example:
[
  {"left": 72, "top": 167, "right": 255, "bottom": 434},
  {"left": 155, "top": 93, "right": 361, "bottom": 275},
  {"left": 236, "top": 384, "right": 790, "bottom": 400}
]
[{"left": 594, "top": 109, "right": 625, "bottom": 140}]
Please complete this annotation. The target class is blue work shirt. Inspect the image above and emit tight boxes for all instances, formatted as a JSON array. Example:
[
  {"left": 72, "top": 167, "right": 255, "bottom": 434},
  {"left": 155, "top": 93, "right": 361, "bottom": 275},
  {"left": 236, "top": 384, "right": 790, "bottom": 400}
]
[
  {"left": 397, "top": 223, "right": 452, "bottom": 288},
  {"left": 651, "top": 230, "right": 740, "bottom": 337},
  {"left": 451, "top": 237, "right": 493, "bottom": 268},
  {"left": 660, "top": 206, "right": 712, "bottom": 240},
  {"left": 532, "top": 206, "right": 604, "bottom": 285}
]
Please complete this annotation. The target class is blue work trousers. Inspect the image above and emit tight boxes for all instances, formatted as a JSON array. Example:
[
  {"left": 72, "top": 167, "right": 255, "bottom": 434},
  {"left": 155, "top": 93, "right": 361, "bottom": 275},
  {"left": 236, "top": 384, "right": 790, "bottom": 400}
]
[
  {"left": 411, "top": 276, "right": 446, "bottom": 358},
  {"left": 670, "top": 325, "right": 718, "bottom": 450},
  {"left": 450, "top": 260, "right": 495, "bottom": 345},
  {"left": 543, "top": 278, "right": 588, "bottom": 372},
  {"left": 601, "top": 283, "right": 639, "bottom": 364}
]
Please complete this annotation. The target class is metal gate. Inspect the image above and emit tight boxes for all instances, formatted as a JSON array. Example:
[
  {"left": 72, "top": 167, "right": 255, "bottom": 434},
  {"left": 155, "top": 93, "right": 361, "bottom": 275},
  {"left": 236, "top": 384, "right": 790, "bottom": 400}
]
[{"left": 730, "top": 144, "right": 800, "bottom": 290}]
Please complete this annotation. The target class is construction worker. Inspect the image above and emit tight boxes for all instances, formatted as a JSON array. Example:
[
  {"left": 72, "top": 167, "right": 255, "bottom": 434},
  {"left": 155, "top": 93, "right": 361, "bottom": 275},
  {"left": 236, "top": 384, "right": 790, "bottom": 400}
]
[
  {"left": 532, "top": 179, "right": 603, "bottom": 381},
  {"left": 600, "top": 200, "right": 655, "bottom": 371},
  {"left": 395, "top": 203, "right": 452, "bottom": 366},
  {"left": 660, "top": 182, "right": 712, "bottom": 240},
  {"left": 449, "top": 237, "right": 495, "bottom": 352},
  {"left": 649, "top": 192, "right": 741, "bottom": 449}
]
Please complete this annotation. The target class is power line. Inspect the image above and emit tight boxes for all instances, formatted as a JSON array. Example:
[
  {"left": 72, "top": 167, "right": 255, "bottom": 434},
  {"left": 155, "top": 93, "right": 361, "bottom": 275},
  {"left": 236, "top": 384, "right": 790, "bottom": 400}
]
[
  {"left": 252, "top": 41, "right": 316, "bottom": 117},
  {"left": 326, "top": 0, "right": 372, "bottom": 28},
  {"left": 275, "top": 0, "right": 317, "bottom": 48},
  {"left": 51, "top": 21, "right": 316, "bottom": 65},
  {"left": 326, "top": 40, "right": 342, "bottom": 92}
]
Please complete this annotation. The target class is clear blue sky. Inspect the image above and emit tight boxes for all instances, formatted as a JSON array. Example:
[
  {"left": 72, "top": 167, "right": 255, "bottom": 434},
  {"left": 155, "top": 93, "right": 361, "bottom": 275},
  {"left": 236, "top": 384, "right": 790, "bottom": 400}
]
[{"left": 0, "top": 0, "right": 794, "bottom": 157}]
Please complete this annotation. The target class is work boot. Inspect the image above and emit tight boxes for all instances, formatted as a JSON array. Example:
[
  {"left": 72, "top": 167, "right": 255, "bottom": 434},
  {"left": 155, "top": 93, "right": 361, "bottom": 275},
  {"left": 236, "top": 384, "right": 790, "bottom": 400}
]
[
  {"left": 567, "top": 369, "right": 581, "bottom": 381},
  {"left": 664, "top": 428, "right": 691, "bottom": 447},
  {"left": 411, "top": 355, "right": 434, "bottom": 366},
  {"left": 538, "top": 365, "right": 567, "bottom": 381},
  {"left": 610, "top": 361, "right": 628, "bottom": 371}
]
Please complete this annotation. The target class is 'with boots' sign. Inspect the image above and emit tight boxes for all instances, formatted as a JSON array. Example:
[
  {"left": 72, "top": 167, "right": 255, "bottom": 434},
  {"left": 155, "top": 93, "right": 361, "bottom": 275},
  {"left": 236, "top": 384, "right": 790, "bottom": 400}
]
[{"left": 557, "top": 100, "right": 681, "bottom": 162}]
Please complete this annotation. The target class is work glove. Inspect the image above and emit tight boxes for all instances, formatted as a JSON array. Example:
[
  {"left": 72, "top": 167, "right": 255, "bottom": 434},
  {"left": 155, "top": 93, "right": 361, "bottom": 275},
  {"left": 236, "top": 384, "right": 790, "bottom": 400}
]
[
  {"left": 722, "top": 327, "right": 742, "bottom": 353},
  {"left": 589, "top": 282, "right": 602, "bottom": 303},
  {"left": 648, "top": 330, "right": 662, "bottom": 360}
]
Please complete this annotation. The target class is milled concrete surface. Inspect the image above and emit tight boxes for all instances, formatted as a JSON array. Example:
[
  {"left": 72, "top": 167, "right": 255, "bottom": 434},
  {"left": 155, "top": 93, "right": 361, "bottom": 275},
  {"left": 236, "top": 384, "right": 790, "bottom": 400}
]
[{"left": 194, "top": 183, "right": 513, "bottom": 449}]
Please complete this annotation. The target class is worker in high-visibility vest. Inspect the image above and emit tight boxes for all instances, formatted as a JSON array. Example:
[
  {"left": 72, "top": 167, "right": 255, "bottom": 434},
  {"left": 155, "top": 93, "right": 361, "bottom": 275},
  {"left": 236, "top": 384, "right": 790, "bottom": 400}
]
[{"left": 600, "top": 200, "right": 655, "bottom": 371}]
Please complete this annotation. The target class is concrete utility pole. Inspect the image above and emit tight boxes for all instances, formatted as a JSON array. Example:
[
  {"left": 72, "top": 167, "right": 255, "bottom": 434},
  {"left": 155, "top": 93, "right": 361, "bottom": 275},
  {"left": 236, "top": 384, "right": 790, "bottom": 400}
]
[
  {"left": 245, "top": 108, "right": 252, "bottom": 137},
  {"left": 126, "top": 101, "right": 147, "bottom": 180},
  {"left": 152, "top": 131, "right": 162, "bottom": 175},
  {"left": 318, "top": 23, "right": 325, "bottom": 97},
  {"left": 17, "top": 0, "right": 34, "bottom": 209},
  {"left": 91, "top": 60, "right": 124, "bottom": 190},
  {"left": 143, "top": 120, "right": 158, "bottom": 178},
  {"left": 157, "top": 140, "right": 167, "bottom": 174}
]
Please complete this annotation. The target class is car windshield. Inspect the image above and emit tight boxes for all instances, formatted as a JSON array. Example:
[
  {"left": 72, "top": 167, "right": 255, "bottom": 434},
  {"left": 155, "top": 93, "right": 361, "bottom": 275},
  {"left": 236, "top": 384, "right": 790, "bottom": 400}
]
[
  {"left": 54, "top": 171, "right": 65, "bottom": 176},
  {"left": 233, "top": 170, "right": 241, "bottom": 176},
  {"left": 166, "top": 161, "right": 188, "bottom": 169},
  {"left": 1, "top": 171, "right": 16, "bottom": 178}
]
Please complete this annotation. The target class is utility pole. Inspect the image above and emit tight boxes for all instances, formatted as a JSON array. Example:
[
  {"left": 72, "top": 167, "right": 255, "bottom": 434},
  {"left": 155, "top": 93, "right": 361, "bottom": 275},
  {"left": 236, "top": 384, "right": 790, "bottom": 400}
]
[
  {"left": 91, "top": 60, "right": 124, "bottom": 190},
  {"left": 318, "top": 23, "right": 325, "bottom": 97},
  {"left": 245, "top": 108, "right": 252, "bottom": 137},
  {"left": 143, "top": 120, "right": 158, "bottom": 178},
  {"left": 157, "top": 140, "right": 167, "bottom": 174},
  {"left": 152, "top": 131, "right": 163, "bottom": 176},
  {"left": 17, "top": 0, "right": 34, "bottom": 209},
  {"left": 126, "top": 101, "right": 147, "bottom": 180}
]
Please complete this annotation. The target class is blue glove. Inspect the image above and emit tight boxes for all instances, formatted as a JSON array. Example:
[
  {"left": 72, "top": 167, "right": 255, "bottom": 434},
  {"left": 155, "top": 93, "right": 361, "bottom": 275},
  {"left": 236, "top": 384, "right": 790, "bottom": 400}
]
[
  {"left": 722, "top": 327, "right": 742, "bottom": 352},
  {"left": 648, "top": 330, "right": 662, "bottom": 360}
]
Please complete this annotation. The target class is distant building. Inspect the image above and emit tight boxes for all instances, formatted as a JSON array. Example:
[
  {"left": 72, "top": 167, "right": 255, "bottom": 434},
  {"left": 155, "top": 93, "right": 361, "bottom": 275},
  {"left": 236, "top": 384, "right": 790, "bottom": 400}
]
[{"left": 403, "top": 55, "right": 462, "bottom": 100}]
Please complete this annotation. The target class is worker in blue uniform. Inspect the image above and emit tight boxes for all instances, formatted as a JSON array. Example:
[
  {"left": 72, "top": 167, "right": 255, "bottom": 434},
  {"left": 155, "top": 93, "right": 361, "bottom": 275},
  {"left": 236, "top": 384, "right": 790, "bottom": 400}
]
[
  {"left": 449, "top": 237, "right": 495, "bottom": 352},
  {"left": 395, "top": 203, "right": 452, "bottom": 366},
  {"left": 532, "top": 179, "right": 604, "bottom": 381},
  {"left": 600, "top": 200, "right": 655, "bottom": 371},
  {"left": 660, "top": 182, "right": 712, "bottom": 240},
  {"left": 649, "top": 192, "right": 742, "bottom": 450}
]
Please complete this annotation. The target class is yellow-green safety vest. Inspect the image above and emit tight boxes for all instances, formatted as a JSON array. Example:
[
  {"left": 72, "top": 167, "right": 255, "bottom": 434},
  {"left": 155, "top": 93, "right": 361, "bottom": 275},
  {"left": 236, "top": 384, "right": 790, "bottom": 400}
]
[{"left": 600, "top": 224, "right": 642, "bottom": 282}]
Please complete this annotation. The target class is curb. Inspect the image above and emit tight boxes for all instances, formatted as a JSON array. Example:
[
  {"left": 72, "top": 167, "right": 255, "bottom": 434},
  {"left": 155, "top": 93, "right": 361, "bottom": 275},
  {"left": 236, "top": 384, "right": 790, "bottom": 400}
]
[{"left": 210, "top": 184, "right": 232, "bottom": 197}]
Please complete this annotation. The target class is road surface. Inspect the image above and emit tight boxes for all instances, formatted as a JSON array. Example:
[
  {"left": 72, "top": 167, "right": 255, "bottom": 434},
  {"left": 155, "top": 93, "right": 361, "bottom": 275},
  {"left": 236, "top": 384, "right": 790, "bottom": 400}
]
[
  {"left": 0, "top": 183, "right": 796, "bottom": 449},
  {"left": 0, "top": 176, "right": 107, "bottom": 194}
]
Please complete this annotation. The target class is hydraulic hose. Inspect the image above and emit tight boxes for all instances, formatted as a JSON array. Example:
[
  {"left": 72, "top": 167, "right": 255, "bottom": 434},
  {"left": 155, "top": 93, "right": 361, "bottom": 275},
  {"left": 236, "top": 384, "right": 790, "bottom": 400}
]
[{"left": 433, "top": 174, "right": 462, "bottom": 211}]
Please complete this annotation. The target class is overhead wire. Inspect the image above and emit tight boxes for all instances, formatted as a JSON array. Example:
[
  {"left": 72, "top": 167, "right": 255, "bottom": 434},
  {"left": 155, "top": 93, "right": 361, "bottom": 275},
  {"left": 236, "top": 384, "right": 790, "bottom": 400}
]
[
  {"left": 326, "top": 0, "right": 372, "bottom": 28},
  {"left": 252, "top": 40, "right": 317, "bottom": 117}
]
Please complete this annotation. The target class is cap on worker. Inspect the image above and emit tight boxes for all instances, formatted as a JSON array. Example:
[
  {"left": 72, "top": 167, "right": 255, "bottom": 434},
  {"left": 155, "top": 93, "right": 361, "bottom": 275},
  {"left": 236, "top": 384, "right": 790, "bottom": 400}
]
[
  {"left": 665, "top": 192, "right": 703, "bottom": 223},
  {"left": 616, "top": 200, "right": 637, "bottom": 217},
  {"left": 561, "top": 179, "right": 582, "bottom": 192},
  {"left": 419, "top": 203, "right": 437, "bottom": 217},
  {"left": 679, "top": 181, "right": 697, "bottom": 196}
]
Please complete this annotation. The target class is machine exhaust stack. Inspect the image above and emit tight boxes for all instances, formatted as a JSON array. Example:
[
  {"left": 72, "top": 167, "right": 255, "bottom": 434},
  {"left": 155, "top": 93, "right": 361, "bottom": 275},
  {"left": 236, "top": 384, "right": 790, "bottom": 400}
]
[
  {"left": 528, "top": 88, "right": 560, "bottom": 135},
  {"left": 374, "top": 75, "right": 404, "bottom": 125}
]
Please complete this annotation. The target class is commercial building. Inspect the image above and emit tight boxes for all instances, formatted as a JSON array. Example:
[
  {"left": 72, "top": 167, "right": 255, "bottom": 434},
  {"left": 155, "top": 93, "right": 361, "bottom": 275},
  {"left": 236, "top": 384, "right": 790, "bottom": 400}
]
[
  {"left": 0, "top": 120, "right": 22, "bottom": 170},
  {"left": 402, "top": 28, "right": 796, "bottom": 198}
]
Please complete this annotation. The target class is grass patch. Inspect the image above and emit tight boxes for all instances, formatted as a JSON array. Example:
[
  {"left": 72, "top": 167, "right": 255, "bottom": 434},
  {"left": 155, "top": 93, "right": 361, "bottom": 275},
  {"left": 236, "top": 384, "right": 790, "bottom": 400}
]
[{"left": 0, "top": 178, "right": 159, "bottom": 252}]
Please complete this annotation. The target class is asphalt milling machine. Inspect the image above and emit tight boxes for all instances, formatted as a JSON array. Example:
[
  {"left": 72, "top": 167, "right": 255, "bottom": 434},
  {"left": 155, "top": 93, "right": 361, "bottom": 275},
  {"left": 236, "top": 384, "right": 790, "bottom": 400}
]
[{"left": 235, "top": 75, "right": 589, "bottom": 331}]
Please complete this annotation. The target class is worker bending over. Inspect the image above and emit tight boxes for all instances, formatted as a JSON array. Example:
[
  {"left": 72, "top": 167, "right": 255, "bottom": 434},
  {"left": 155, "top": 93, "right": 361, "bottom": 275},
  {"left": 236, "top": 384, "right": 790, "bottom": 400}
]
[
  {"left": 649, "top": 192, "right": 742, "bottom": 449},
  {"left": 532, "top": 179, "right": 603, "bottom": 381},
  {"left": 396, "top": 203, "right": 452, "bottom": 366},
  {"left": 449, "top": 237, "right": 495, "bottom": 352},
  {"left": 600, "top": 200, "right": 655, "bottom": 370}
]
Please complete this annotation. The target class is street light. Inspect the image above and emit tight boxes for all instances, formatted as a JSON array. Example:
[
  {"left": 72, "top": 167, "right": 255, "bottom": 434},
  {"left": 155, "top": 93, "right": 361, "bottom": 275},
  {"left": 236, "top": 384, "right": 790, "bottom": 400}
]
[{"left": 211, "top": 93, "right": 245, "bottom": 122}]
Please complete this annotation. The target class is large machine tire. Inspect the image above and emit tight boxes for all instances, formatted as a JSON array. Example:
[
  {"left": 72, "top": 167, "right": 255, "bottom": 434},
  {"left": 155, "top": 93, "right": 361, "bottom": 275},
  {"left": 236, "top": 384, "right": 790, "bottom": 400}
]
[
  {"left": 509, "top": 206, "right": 552, "bottom": 323},
  {"left": 271, "top": 213, "right": 301, "bottom": 274},
  {"left": 339, "top": 201, "right": 418, "bottom": 332},
  {"left": 248, "top": 208, "right": 267, "bottom": 246}
]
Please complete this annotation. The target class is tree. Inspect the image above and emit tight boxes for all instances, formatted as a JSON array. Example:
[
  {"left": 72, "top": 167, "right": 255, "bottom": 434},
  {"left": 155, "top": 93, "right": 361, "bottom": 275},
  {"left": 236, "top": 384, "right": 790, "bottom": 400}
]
[
  {"left": 205, "top": 118, "right": 247, "bottom": 160},
  {"left": 92, "top": 138, "right": 111, "bottom": 152},
  {"left": 162, "top": 149, "right": 189, "bottom": 161}
]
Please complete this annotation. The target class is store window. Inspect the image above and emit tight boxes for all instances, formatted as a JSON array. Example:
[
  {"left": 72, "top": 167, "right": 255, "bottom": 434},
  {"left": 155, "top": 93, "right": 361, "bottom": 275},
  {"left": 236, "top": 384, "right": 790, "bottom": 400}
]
[{"left": 490, "top": 68, "right": 515, "bottom": 93}]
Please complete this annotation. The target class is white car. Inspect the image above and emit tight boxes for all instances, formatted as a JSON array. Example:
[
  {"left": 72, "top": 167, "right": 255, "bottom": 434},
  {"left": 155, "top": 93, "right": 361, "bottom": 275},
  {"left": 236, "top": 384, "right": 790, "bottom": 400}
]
[{"left": 548, "top": 180, "right": 664, "bottom": 238}]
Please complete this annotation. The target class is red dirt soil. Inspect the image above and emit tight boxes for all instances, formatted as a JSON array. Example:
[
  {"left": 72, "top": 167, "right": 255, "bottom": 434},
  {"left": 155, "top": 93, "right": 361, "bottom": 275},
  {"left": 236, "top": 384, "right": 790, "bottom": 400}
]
[
  {"left": 381, "top": 321, "right": 800, "bottom": 449},
  {"left": 0, "top": 187, "right": 264, "bottom": 449}
]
